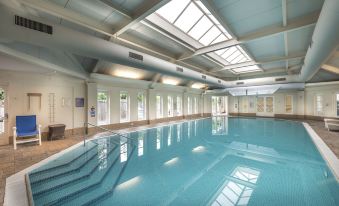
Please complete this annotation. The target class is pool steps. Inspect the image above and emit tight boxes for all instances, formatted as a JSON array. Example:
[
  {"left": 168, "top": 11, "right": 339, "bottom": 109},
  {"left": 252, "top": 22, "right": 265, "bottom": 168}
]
[
  {"left": 44, "top": 149, "right": 126, "bottom": 206},
  {"left": 72, "top": 146, "right": 136, "bottom": 206},
  {"left": 31, "top": 140, "right": 134, "bottom": 206},
  {"left": 32, "top": 143, "right": 118, "bottom": 197},
  {"left": 30, "top": 141, "right": 98, "bottom": 177},
  {"left": 30, "top": 143, "right": 100, "bottom": 185}
]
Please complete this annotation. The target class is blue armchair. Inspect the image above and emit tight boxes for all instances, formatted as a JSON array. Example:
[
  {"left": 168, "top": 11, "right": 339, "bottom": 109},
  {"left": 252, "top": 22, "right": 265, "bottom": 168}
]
[{"left": 13, "top": 115, "right": 41, "bottom": 150}]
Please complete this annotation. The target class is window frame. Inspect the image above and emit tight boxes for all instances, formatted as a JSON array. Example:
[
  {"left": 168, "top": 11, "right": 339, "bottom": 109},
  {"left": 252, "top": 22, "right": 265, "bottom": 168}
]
[
  {"left": 176, "top": 96, "right": 182, "bottom": 116},
  {"left": 97, "top": 90, "right": 110, "bottom": 126},
  {"left": 187, "top": 96, "right": 191, "bottom": 115},
  {"left": 120, "top": 91, "right": 130, "bottom": 123},
  {"left": 315, "top": 94, "right": 323, "bottom": 116},
  {"left": 137, "top": 92, "right": 146, "bottom": 120},
  {"left": 285, "top": 95, "right": 293, "bottom": 114},
  {"left": 168, "top": 95, "right": 173, "bottom": 117},
  {"left": 156, "top": 95, "right": 163, "bottom": 118}
]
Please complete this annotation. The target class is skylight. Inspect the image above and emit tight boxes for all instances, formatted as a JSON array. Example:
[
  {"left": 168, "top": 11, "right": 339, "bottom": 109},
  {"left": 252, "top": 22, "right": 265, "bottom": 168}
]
[
  {"left": 232, "top": 65, "right": 262, "bottom": 74},
  {"left": 156, "top": 0, "right": 255, "bottom": 72}
]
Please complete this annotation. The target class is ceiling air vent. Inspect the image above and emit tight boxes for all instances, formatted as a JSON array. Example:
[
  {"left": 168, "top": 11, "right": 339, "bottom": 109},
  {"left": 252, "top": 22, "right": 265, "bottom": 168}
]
[
  {"left": 14, "top": 15, "right": 53, "bottom": 35},
  {"left": 202, "top": 75, "right": 206, "bottom": 80},
  {"left": 129, "top": 52, "right": 143, "bottom": 61},
  {"left": 275, "top": 77, "right": 286, "bottom": 82},
  {"left": 236, "top": 82, "right": 244, "bottom": 85},
  {"left": 176, "top": 67, "right": 184, "bottom": 72}
]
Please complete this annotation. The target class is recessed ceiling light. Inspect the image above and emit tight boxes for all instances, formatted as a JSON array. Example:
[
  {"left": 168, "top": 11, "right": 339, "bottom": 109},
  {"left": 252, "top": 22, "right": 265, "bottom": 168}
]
[{"left": 113, "top": 69, "right": 142, "bottom": 79}]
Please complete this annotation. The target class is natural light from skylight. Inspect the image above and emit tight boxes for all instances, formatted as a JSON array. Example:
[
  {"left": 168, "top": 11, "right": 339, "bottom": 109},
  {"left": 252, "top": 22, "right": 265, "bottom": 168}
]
[
  {"left": 232, "top": 65, "right": 262, "bottom": 74},
  {"left": 156, "top": 0, "right": 254, "bottom": 71}
]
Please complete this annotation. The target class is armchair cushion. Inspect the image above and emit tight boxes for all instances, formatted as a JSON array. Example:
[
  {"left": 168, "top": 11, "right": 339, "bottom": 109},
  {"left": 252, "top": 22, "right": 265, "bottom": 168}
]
[{"left": 16, "top": 115, "right": 38, "bottom": 137}]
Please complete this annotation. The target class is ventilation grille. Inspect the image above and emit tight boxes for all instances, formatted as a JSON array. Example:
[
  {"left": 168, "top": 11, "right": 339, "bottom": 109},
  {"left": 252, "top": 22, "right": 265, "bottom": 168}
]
[
  {"left": 218, "top": 80, "right": 221, "bottom": 84},
  {"left": 236, "top": 82, "right": 244, "bottom": 85},
  {"left": 176, "top": 67, "right": 184, "bottom": 72},
  {"left": 14, "top": 15, "right": 53, "bottom": 35},
  {"left": 275, "top": 77, "right": 286, "bottom": 82},
  {"left": 129, "top": 52, "right": 143, "bottom": 61},
  {"left": 202, "top": 75, "right": 206, "bottom": 80}
]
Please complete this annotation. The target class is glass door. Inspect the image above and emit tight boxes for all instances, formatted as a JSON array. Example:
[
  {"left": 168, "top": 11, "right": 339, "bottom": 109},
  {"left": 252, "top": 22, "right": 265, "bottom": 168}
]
[
  {"left": 257, "top": 96, "right": 274, "bottom": 116},
  {"left": 0, "top": 86, "right": 8, "bottom": 145}
]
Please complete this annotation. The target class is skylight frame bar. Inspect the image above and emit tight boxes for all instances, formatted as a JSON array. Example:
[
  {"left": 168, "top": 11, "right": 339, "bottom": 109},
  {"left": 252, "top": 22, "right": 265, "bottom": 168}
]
[
  {"left": 237, "top": 45, "right": 251, "bottom": 61},
  {"left": 191, "top": 0, "right": 230, "bottom": 41},
  {"left": 209, "top": 33, "right": 223, "bottom": 46},
  {"left": 236, "top": 57, "right": 247, "bottom": 64},
  {"left": 232, "top": 55, "right": 245, "bottom": 64},
  {"left": 228, "top": 53, "right": 242, "bottom": 63},
  {"left": 221, "top": 48, "right": 230, "bottom": 56},
  {"left": 222, "top": 47, "right": 238, "bottom": 60},
  {"left": 186, "top": 14, "right": 205, "bottom": 34},
  {"left": 198, "top": 24, "right": 214, "bottom": 41},
  {"left": 172, "top": 1, "right": 191, "bottom": 25}
]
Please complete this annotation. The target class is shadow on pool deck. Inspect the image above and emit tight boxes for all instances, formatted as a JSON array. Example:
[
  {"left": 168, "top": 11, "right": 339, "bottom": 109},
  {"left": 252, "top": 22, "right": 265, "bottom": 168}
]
[{"left": 0, "top": 119, "right": 338, "bottom": 206}]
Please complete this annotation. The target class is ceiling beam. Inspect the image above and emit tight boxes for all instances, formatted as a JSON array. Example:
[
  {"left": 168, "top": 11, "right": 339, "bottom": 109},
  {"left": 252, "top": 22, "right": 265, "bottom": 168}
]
[
  {"left": 180, "top": 10, "right": 319, "bottom": 60},
  {"left": 105, "top": 0, "right": 171, "bottom": 36},
  {"left": 16, "top": 0, "right": 227, "bottom": 78},
  {"left": 19, "top": 0, "right": 115, "bottom": 37},
  {"left": 322, "top": 64, "right": 339, "bottom": 74},
  {"left": 0, "top": 44, "right": 89, "bottom": 79},
  {"left": 211, "top": 53, "right": 306, "bottom": 73},
  {"left": 282, "top": 0, "right": 289, "bottom": 71},
  {"left": 146, "top": 14, "right": 227, "bottom": 67},
  {"left": 149, "top": 73, "right": 163, "bottom": 88},
  {"left": 98, "top": 0, "right": 131, "bottom": 19}
]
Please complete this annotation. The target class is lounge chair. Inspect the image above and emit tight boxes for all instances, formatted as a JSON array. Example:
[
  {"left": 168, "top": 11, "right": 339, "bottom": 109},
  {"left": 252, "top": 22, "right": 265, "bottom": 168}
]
[
  {"left": 327, "top": 123, "right": 339, "bottom": 131},
  {"left": 324, "top": 118, "right": 339, "bottom": 128},
  {"left": 13, "top": 115, "right": 41, "bottom": 150}
]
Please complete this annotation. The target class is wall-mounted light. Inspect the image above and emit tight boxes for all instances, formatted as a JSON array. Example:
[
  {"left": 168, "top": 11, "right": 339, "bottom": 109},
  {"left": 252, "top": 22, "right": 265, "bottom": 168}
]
[
  {"left": 162, "top": 78, "right": 179, "bottom": 85},
  {"left": 113, "top": 69, "right": 142, "bottom": 79},
  {"left": 191, "top": 83, "right": 206, "bottom": 89}
]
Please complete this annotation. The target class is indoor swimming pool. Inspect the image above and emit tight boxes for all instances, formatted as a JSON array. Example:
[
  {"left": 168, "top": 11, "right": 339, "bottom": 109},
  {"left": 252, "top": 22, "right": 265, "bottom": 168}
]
[{"left": 27, "top": 117, "right": 339, "bottom": 206}]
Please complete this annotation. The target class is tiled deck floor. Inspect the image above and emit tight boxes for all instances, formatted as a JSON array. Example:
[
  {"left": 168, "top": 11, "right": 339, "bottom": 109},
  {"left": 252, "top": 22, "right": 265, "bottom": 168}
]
[{"left": 0, "top": 119, "right": 338, "bottom": 206}]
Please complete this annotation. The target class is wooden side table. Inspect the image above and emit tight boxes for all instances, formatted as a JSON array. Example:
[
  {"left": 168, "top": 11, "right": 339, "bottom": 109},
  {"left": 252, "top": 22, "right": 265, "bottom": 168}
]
[{"left": 48, "top": 124, "right": 66, "bottom": 140}]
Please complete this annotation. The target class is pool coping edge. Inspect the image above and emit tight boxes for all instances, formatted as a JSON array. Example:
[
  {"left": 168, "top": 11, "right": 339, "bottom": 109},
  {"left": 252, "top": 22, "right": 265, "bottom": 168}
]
[{"left": 303, "top": 122, "right": 339, "bottom": 182}]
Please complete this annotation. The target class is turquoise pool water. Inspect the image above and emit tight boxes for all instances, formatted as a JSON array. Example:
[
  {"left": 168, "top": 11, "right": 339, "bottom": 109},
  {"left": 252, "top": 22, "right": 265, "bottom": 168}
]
[{"left": 28, "top": 117, "right": 339, "bottom": 206}]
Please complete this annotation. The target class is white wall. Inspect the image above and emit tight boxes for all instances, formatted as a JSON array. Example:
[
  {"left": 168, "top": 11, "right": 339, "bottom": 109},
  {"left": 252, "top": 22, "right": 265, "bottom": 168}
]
[
  {"left": 0, "top": 71, "right": 211, "bottom": 145},
  {"left": 227, "top": 82, "right": 339, "bottom": 118},
  {"left": 89, "top": 77, "right": 207, "bottom": 125},
  {"left": 0, "top": 70, "right": 86, "bottom": 145}
]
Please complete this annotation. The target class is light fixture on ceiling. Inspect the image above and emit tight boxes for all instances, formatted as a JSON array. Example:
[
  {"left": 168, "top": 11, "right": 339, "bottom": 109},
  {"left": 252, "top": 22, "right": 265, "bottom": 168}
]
[
  {"left": 162, "top": 77, "right": 179, "bottom": 85},
  {"left": 113, "top": 69, "right": 143, "bottom": 79},
  {"left": 322, "top": 64, "right": 339, "bottom": 74},
  {"left": 191, "top": 82, "right": 206, "bottom": 89}
]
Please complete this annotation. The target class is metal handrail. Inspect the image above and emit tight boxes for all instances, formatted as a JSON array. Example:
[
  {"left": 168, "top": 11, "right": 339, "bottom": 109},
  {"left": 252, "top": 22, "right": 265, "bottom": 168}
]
[{"left": 83, "top": 122, "right": 134, "bottom": 146}]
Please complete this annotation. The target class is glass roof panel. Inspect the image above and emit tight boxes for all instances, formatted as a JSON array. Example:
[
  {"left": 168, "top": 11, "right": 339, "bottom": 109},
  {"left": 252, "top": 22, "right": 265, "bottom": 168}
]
[
  {"left": 232, "top": 55, "right": 246, "bottom": 63},
  {"left": 226, "top": 51, "right": 241, "bottom": 62},
  {"left": 174, "top": 3, "right": 203, "bottom": 32},
  {"left": 211, "top": 34, "right": 228, "bottom": 44},
  {"left": 199, "top": 26, "right": 221, "bottom": 46},
  {"left": 155, "top": 1, "right": 257, "bottom": 73},
  {"left": 215, "top": 48, "right": 227, "bottom": 55},
  {"left": 156, "top": 0, "right": 190, "bottom": 23},
  {"left": 222, "top": 46, "right": 237, "bottom": 59},
  {"left": 232, "top": 65, "right": 262, "bottom": 73},
  {"left": 188, "top": 16, "right": 213, "bottom": 40}
]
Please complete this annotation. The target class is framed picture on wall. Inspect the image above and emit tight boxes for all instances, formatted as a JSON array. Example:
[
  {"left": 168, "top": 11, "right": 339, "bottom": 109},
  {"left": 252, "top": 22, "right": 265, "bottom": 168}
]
[{"left": 75, "top": 97, "right": 84, "bottom": 107}]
